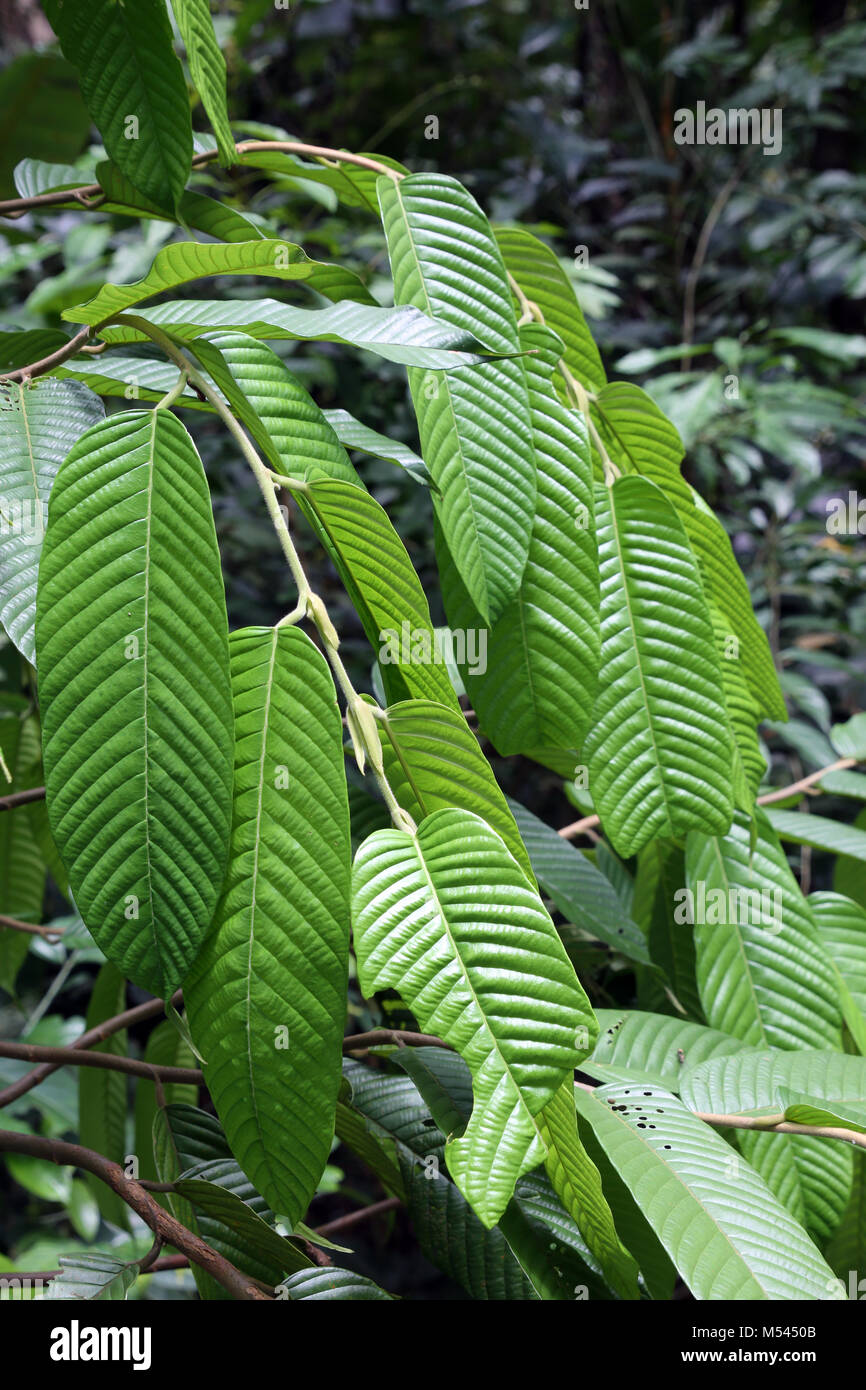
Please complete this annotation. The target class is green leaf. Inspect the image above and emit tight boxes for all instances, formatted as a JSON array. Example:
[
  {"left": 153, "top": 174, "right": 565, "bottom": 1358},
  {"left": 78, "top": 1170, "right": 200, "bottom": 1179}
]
[
  {"left": 835, "top": 807, "right": 866, "bottom": 909},
  {"left": 634, "top": 840, "right": 703, "bottom": 1016},
  {"left": 170, "top": 0, "right": 235, "bottom": 166},
  {"left": 574, "top": 1082, "right": 839, "bottom": 1300},
  {"left": 79, "top": 962, "right": 130, "bottom": 1230},
  {"left": 298, "top": 477, "right": 460, "bottom": 709},
  {"left": 378, "top": 173, "right": 535, "bottom": 625},
  {"left": 686, "top": 810, "right": 842, "bottom": 1050},
  {"left": 175, "top": 1160, "right": 312, "bottom": 1279},
  {"left": 45, "top": 1252, "right": 137, "bottom": 1301},
  {"left": 240, "top": 148, "right": 409, "bottom": 214},
  {"left": 321, "top": 408, "right": 429, "bottom": 485},
  {"left": 97, "top": 296, "right": 496, "bottom": 371},
  {"left": 352, "top": 807, "right": 597, "bottom": 1226},
  {"left": 0, "top": 378, "right": 104, "bottom": 664},
  {"left": 495, "top": 226, "right": 607, "bottom": 396},
  {"left": 680, "top": 1048, "right": 858, "bottom": 1239},
  {"left": 68, "top": 1178, "right": 101, "bottom": 1241},
  {"left": 0, "top": 327, "right": 67, "bottom": 369},
  {"left": 0, "top": 53, "right": 90, "bottom": 197},
  {"left": 152, "top": 1102, "right": 230, "bottom": 1299},
  {"left": 809, "top": 891, "right": 866, "bottom": 1053},
  {"left": 44, "top": 0, "right": 192, "bottom": 213},
  {"left": 826, "top": 1158, "right": 866, "bottom": 1282},
  {"left": 36, "top": 409, "right": 234, "bottom": 998},
  {"left": 438, "top": 324, "right": 600, "bottom": 754},
  {"left": 277, "top": 1267, "right": 396, "bottom": 1300},
  {"left": 584, "top": 476, "right": 734, "bottom": 856},
  {"left": 0, "top": 703, "right": 46, "bottom": 995},
  {"left": 765, "top": 807, "right": 866, "bottom": 862},
  {"left": 380, "top": 699, "right": 533, "bottom": 882},
  {"left": 53, "top": 352, "right": 215, "bottom": 408},
  {"left": 64, "top": 239, "right": 375, "bottom": 327},
  {"left": 94, "top": 162, "right": 265, "bottom": 242},
  {"left": 186, "top": 626, "right": 350, "bottom": 1230},
  {"left": 831, "top": 713, "right": 866, "bottom": 760},
  {"left": 133, "top": 1019, "right": 198, "bottom": 1189},
  {"left": 581, "top": 1009, "right": 743, "bottom": 1090},
  {"left": 508, "top": 800, "right": 651, "bottom": 965},
  {"left": 187, "top": 333, "right": 357, "bottom": 484}
]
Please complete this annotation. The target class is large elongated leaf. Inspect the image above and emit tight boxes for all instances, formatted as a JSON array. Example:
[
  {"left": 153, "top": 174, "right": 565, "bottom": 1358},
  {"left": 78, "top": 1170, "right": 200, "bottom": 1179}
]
[
  {"left": 133, "top": 1019, "right": 198, "bottom": 1190},
  {"left": 634, "top": 839, "right": 703, "bottom": 1016},
  {"left": 495, "top": 226, "right": 607, "bottom": 395},
  {"left": 0, "top": 378, "right": 104, "bottom": 664},
  {"left": 79, "top": 963, "right": 129, "bottom": 1231},
  {"left": 278, "top": 1268, "right": 395, "bottom": 1301},
  {"left": 581, "top": 1009, "right": 743, "bottom": 1090},
  {"left": 189, "top": 333, "right": 357, "bottom": 484},
  {"left": 170, "top": 0, "right": 235, "bottom": 165},
  {"left": 321, "top": 409, "right": 429, "bottom": 485},
  {"left": 53, "top": 353, "right": 216, "bottom": 408},
  {"left": 765, "top": 807, "right": 866, "bottom": 862},
  {"left": 379, "top": 699, "right": 533, "bottom": 882},
  {"left": 680, "top": 1047, "right": 861, "bottom": 1240},
  {"left": 186, "top": 626, "right": 350, "bottom": 1230},
  {"left": 0, "top": 701, "right": 45, "bottom": 995},
  {"left": 439, "top": 325, "right": 599, "bottom": 754},
  {"left": 36, "top": 409, "right": 234, "bottom": 998},
  {"left": 297, "top": 477, "right": 459, "bottom": 709},
  {"left": 64, "top": 240, "right": 374, "bottom": 327},
  {"left": 810, "top": 891, "right": 866, "bottom": 1053},
  {"left": 45, "top": 1252, "right": 137, "bottom": 1301},
  {"left": 686, "top": 810, "right": 842, "bottom": 1051},
  {"left": 44, "top": 0, "right": 192, "bottom": 213},
  {"left": 583, "top": 475, "right": 734, "bottom": 856},
  {"left": 352, "top": 807, "right": 596, "bottom": 1226},
  {"left": 508, "top": 800, "right": 651, "bottom": 965},
  {"left": 378, "top": 173, "right": 535, "bottom": 625},
  {"left": 98, "top": 297, "right": 495, "bottom": 371},
  {"left": 574, "top": 1083, "right": 839, "bottom": 1299}
]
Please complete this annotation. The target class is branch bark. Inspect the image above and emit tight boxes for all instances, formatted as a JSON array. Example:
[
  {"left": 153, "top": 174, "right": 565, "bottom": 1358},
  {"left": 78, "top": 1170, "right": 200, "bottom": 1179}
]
[
  {"left": 0, "top": 1129, "right": 269, "bottom": 1300},
  {"left": 0, "top": 785, "right": 45, "bottom": 813},
  {"left": 0, "top": 1039, "right": 201, "bottom": 1086},
  {"left": 342, "top": 1028, "right": 453, "bottom": 1053}
]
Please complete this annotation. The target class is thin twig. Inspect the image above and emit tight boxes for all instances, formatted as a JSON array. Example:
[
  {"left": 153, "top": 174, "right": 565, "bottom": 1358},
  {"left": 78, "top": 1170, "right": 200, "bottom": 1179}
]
[
  {"left": 0, "top": 1130, "right": 268, "bottom": 1300},
  {"left": 0, "top": 329, "right": 92, "bottom": 385},
  {"left": 0, "top": 1040, "right": 201, "bottom": 1085},
  {"left": 0, "top": 915, "right": 64, "bottom": 940},
  {"left": 694, "top": 1109, "right": 866, "bottom": 1150},
  {"left": 314, "top": 1197, "right": 401, "bottom": 1238},
  {"left": 342, "top": 1029, "right": 453, "bottom": 1053},
  {"left": 0, "top": 785, "right": 45, "bottom": 813},
  {"left": 0, "top": 990, "right": 182, "bottom": 1109}
]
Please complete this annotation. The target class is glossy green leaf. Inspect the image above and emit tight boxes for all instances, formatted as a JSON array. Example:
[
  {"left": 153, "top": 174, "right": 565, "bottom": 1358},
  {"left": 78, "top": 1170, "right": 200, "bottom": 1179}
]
[
  {"left": 186, "top": 625, "right": 350, "bottom": 1230},
  {"left": 43, "top": 0, "right": 192, "bottom": 213},
  {"left": 133, "top": 1019, "right": 199, "bottom": 1189},
  {"left": 277, "top": 1267, "right": 396, "bottom": 1300},
  {"left": 64, "top": 239, "right": 375, "bottom": 327},
  {"left": 574, "top": 1082, "right": 839, "bottom": 1299},
  {"left": 495, "top": 226, "right": 607, "bottom": 395},
  {"left": 44, "top": 1252, "right": 137, "bottom": 1301},
  {"left": 584, "top": 475, "right": 734, "bottom": 856},
  {"left": 765, "top": 807, "right": 866, "bottom": 862},
  {"left": 809, "top": 891, "right": 866, "bottom": 1053},
  {"left": 380, "top": 699, "right": 533, "bottom": 882},
  {"left": 379, "top": 172, "right": 535, "bottom": 625},
  {"left": 36, "top": 409, "right": 234, "bottom": 998},
  {"left": 581, "top": 1009, "right": 743, "bottom": 1090},
  {"left": 170, "top": 0, "right": 235, "bottom": 166},
  {"left": 687, "top": 810, "right": 842, "bottom": 1050},
  {"left": 175, "top": 1160, "right": 312, "bottom": 1279},
  {"left": 508, "top": 800, "right": 651, "bottom": 965},
  {"left": 439, "top": 324, "right": 599, "bottom": 754},
  {"left": 352, "top": 807, "right": 597, "bottom": 1226},
  {"left": 298, "top": 477, "right": 459, "bottom": 709},
  {"left": 321, "top": 408, "right": 429, "bottom": 485},
  {"left": 79, "top": 963, "right": 129, "bottom": 1230},
  {"left": 0, "top": 378, "right": 104, "bottom": 664},
  {"left": 98, "top": 296, "right": 494, "bottom": 370}
]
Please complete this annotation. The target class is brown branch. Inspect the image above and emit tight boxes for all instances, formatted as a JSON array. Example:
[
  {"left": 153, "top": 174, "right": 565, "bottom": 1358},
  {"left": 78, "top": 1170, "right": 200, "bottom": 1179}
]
[
  {"left": 0, "top": 329, "right": 92, "bottom": 386},
  {"left": 342, "top": 1028, "right": 453, "bottom": 1053},
  {"left": 557, "top": 756, "right": 860, "bottom": 839},
  {"left": 0, "top": 1129, "right": 268, "bottom": 1299},
  {"left": 0, "top": 989, "right": 182, "bottom": 1109},
  {"left": 0, "top": 785, "right": 45, "bottom": 813},
  {"left": 314, "top": 1197, "right": 401, "bottom": 1239},
  {"left": 0, "top": 914, "right": 64, "bottom": 940},
  {"left": 0, "top": 1039, "right": 201, "bottom": 1086}
]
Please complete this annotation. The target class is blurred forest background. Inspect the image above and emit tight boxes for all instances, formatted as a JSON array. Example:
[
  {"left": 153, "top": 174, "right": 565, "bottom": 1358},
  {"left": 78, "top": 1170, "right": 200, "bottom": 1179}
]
[{"left": 0, "top": 0, "right": 864, "bottom": 1296}]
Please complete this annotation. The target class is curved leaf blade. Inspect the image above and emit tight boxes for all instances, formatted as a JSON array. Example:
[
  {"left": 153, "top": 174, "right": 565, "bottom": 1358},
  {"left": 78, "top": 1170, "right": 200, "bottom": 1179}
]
[
  {"left": 170, "top": 0, "right": 235, "bottom": 166},
  {"left": 186, "top": 625, "right": 351, "bottom": 1230},
  {"left": 36, "top": 409, "right": 234, "bottom": 997}
]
